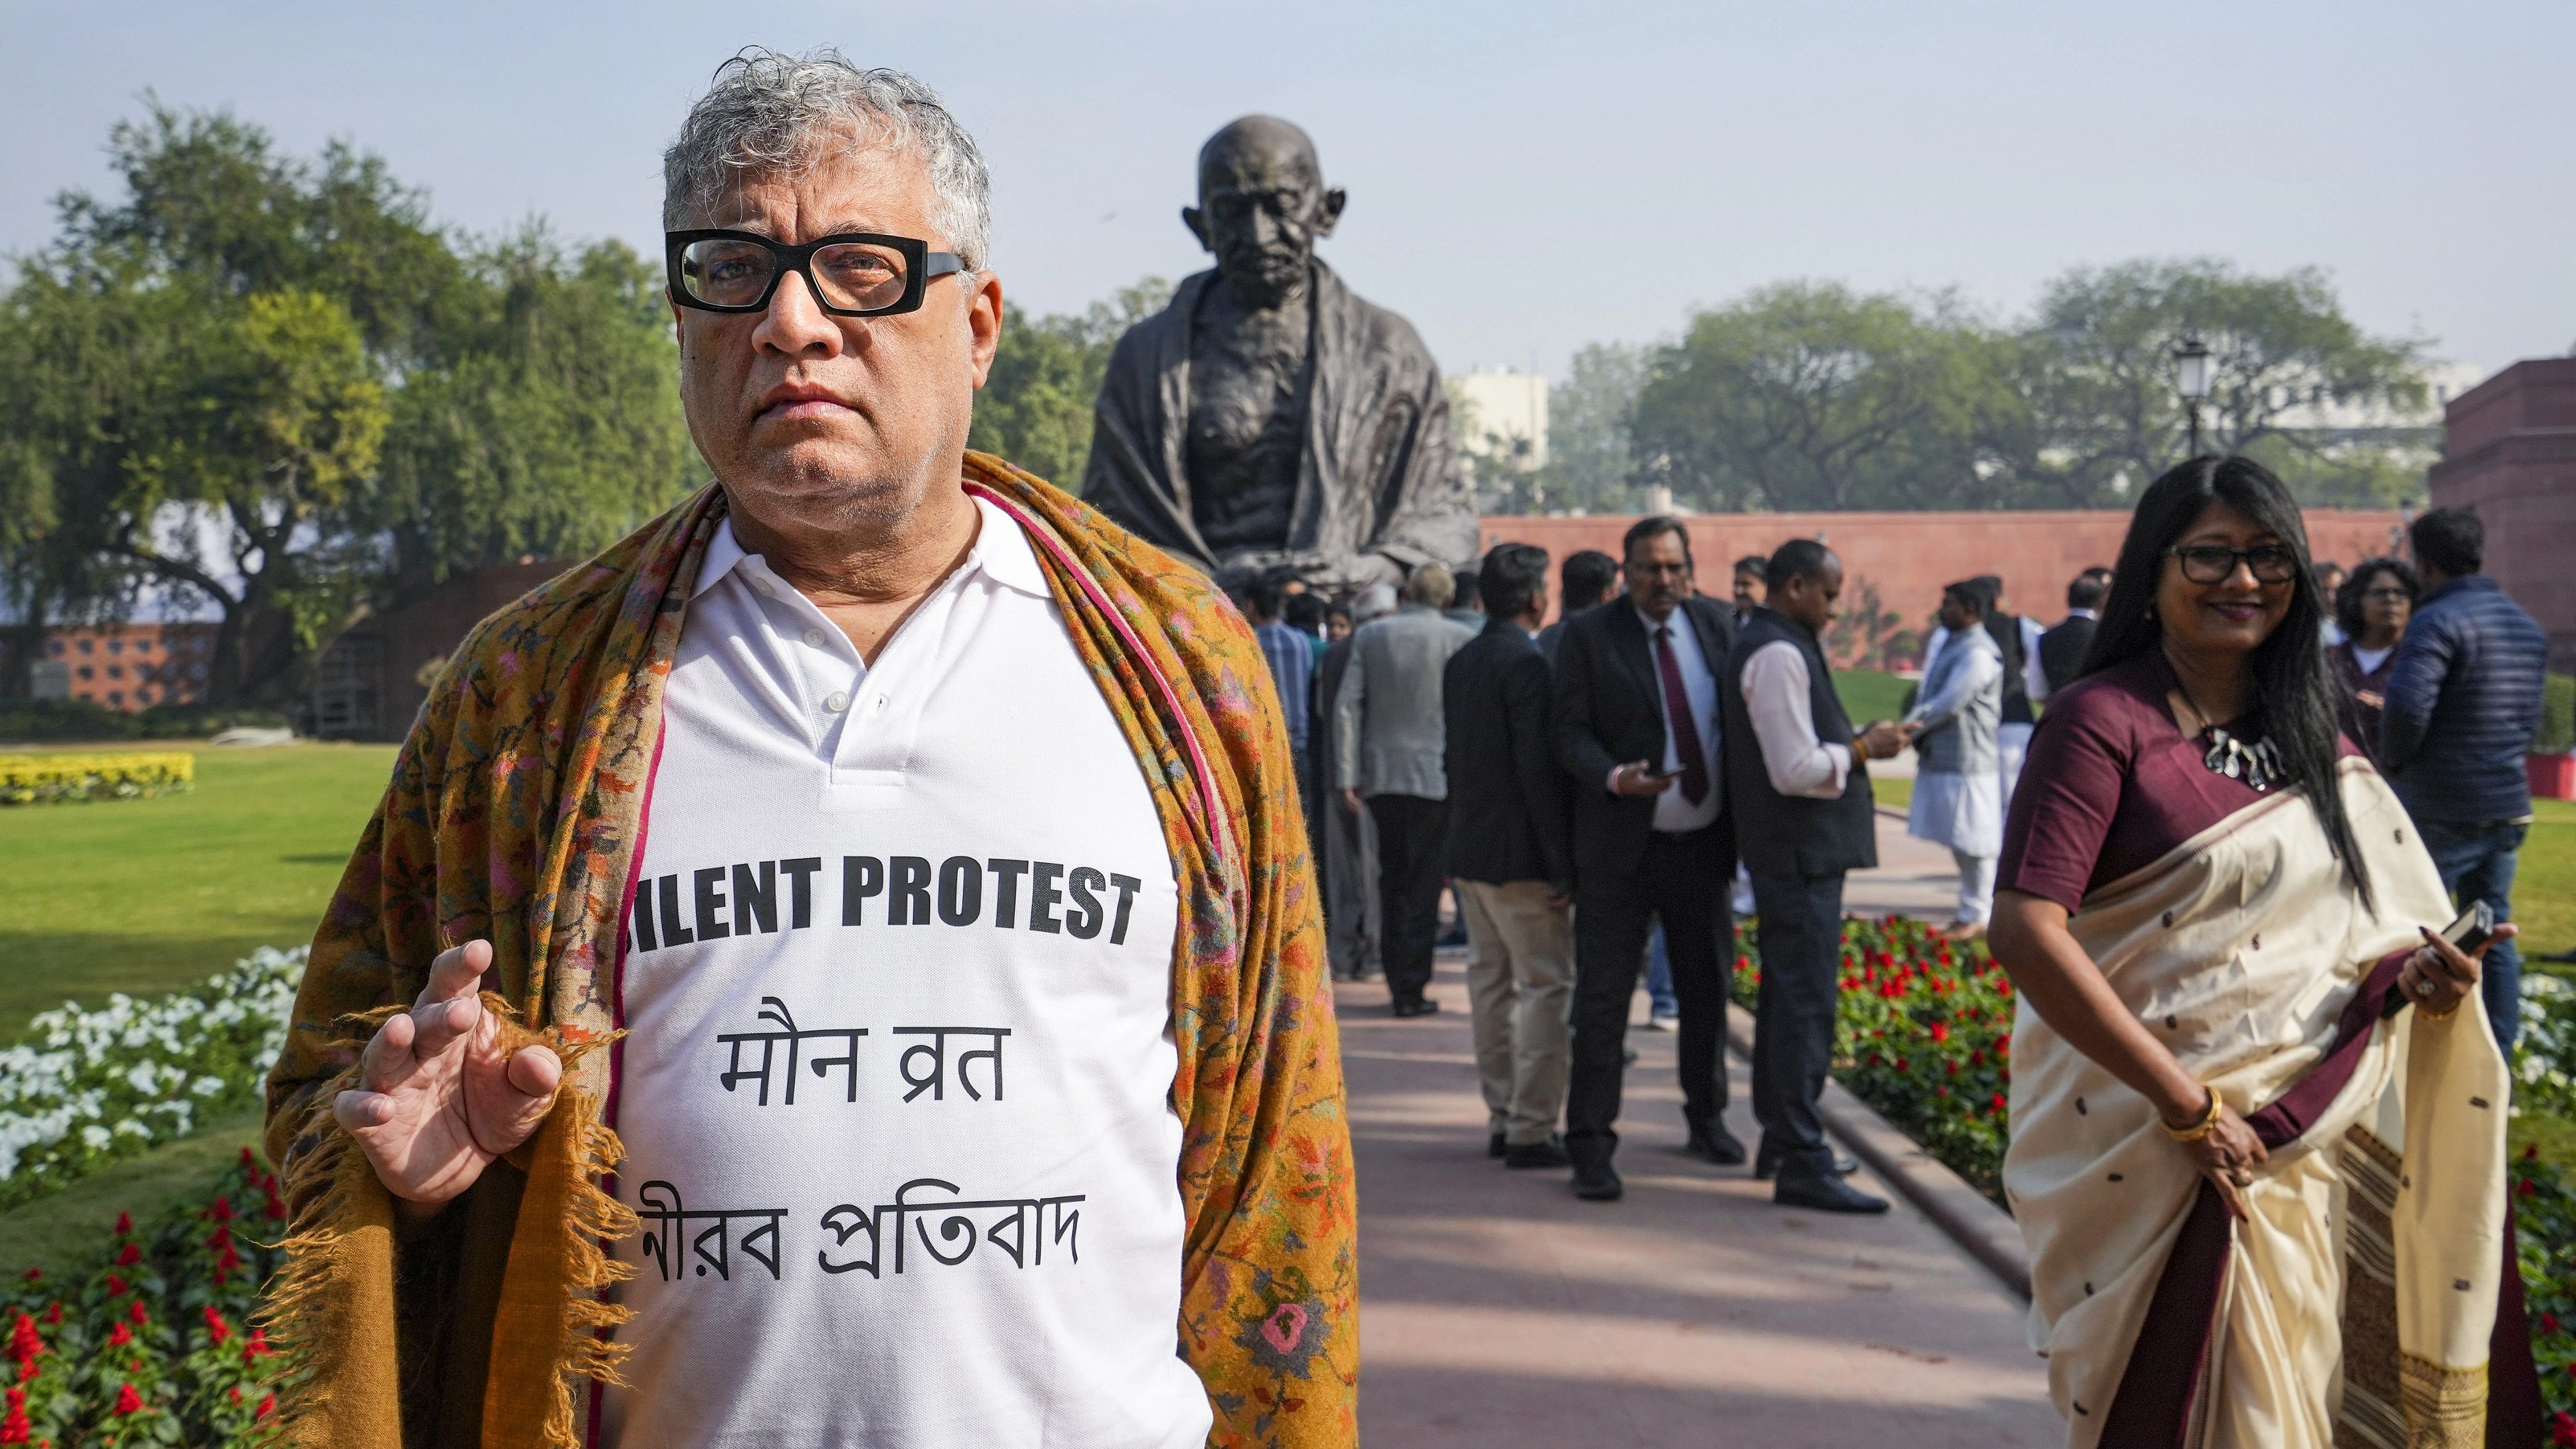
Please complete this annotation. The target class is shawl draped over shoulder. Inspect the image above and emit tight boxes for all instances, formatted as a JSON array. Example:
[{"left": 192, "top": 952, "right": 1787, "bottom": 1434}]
[{"left": 260, "top": 456, "right": 1357, "bottom": 1448}]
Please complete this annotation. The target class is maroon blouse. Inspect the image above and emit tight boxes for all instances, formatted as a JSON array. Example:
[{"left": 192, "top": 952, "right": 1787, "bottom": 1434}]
[{"left": 1997, "top": 654, "right": 2362, "bottom": 910}]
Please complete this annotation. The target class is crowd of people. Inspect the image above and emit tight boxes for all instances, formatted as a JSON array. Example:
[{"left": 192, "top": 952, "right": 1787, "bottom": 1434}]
[{"left": 1241, "top": 494, "right": 2550, "bottom": 1227}]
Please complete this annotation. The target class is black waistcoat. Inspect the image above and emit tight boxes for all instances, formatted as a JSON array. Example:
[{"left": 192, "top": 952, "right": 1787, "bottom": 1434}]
[
  {"left": 1986, "top": 611, "right": 2033, "bottom": 726},
  {"left": 1721, "top": 607, "right": 1879, "bottom": 878}
]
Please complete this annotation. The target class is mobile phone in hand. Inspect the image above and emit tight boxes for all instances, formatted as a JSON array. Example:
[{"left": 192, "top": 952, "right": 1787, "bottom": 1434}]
[
  {"left": 2441, "top": 901, "right": 2496, "bottom": 954},
  {"left": 1641, "top": 764, "right": 1683, "bottom": 781}
]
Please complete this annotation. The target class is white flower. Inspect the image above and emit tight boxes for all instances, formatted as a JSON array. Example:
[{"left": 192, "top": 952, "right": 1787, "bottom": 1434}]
[{"left": 80, "top": 1125, "right": 113, "bottom": 1150}]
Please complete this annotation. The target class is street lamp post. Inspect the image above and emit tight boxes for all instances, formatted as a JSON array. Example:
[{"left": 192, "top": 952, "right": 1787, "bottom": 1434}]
[{"left": 2173, "top": 337, "right": 2213, "bottom": 458}]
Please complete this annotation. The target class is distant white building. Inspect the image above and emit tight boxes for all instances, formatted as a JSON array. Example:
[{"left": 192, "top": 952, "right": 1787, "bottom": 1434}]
[{"left": 1448, "top": 366, "right": 1548, "bottom": 485}]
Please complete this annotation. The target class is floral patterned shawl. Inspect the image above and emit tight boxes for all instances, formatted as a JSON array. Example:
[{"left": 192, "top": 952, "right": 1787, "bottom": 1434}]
[{"left": 260, "top": 455, "right": 1357, "bottom": 1448}]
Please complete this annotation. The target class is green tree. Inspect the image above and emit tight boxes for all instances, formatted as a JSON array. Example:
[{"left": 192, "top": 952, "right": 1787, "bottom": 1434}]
[
  {"left": 1631, "top": 282, "right": 2010, "bottom": 513},
  {"left": 370, "top": 227, "right": 696, "bottom": 578},
  {"left": 968, "top": 277, "right": 1171, "bottom": 487},
  {"left": 1, "top": 103, "right": 707, "bottom": 710},
  {"left": 1995, "top": 258, "right": 2430, "bottom": 506},
  {"left": 1535, "top": 342, "right": 1645, "bottom": 513}
]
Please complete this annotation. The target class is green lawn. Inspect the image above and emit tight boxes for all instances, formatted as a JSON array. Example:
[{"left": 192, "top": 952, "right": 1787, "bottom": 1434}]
[
  {"left": 0, "top": 743, "right": 390, "bottom": 1277},
  {"left": 0, "top": 742, "right": 395, "bottom": 1039},
  {"left": 1833, "top": 668, "right": 1913, "bottom": 730}
]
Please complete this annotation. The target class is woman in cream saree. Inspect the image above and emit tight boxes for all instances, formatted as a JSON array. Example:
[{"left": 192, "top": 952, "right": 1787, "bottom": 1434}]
[{"left": 1990, "top": 457, "right": 2541, "bottom": 1448}]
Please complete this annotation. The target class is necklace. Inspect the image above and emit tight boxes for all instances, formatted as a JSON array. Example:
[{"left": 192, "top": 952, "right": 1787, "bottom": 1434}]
[{"left": 2167, "top": 662, "right": 2288, "bottom": 793}]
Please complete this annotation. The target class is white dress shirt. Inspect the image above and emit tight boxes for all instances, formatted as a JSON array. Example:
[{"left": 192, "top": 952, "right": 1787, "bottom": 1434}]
[
  {"left": 1739, "top": 640, "right": 1852, "bottom": 800},
  {"left": 600, "top": 501, "right": 1208, "bottom": 1449},
  {"left": 1611, "top": 603, "right": 1722, "bottom": 833}
]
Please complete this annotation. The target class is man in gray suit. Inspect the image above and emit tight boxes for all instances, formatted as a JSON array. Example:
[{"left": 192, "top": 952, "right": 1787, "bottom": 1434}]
[
  {"left": 1315, "top": 584, "right": 1395, "bottom": 981},
  {"left": 1335, "top": 562, "right": 1478, "bottom": 1015}
]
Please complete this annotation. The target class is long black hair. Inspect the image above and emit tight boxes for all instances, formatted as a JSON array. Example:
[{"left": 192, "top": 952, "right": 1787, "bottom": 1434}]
[{"left": 2081, "top": 455, "right": 2372, "bottom": 906}]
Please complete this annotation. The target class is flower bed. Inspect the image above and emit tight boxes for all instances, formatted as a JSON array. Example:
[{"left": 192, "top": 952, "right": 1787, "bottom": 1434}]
[
  {"left": 0, "top": 949, "right": 304, "bottom": 1213},
  {"left": 0, "top": 755, "right": 193, "bottom": 808},
  {"left": 1729, "top": 914, "right": 2015, "bottom": 1199},
  {"left": 1, "top": 1149, "right": 287, "bottom": 1448},
  {"left": 1735, "top": 916, "right": 2576, "bottom": 1432}
]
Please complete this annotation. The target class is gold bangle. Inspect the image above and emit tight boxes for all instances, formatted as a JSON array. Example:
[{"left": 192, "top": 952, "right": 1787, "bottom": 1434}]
[
  {"left": 2159, "top": 1086, "right": 2223, "bottom": 1143},
  {"left": 2418, "top": 998, "right": 2462, "bottom": 1022}
]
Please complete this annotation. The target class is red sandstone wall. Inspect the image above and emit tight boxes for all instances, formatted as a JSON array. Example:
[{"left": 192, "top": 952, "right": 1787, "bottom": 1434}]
[
  {"left": 1478, "top": 508, "right": 2409, "bottom": 667},
  {"left": 2430, "top": 359, "right": 2576, "bottom": 673}
]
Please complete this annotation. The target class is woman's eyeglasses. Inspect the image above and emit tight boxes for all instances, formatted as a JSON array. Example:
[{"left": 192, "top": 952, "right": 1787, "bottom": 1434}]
[{"left": 2166, "top": 545, "right": 2299, "bottom": 585}]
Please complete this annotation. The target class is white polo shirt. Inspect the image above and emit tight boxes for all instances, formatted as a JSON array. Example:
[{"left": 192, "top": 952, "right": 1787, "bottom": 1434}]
[{"left": 596, "top": 497, "right": 1206, "bottom": 1448}]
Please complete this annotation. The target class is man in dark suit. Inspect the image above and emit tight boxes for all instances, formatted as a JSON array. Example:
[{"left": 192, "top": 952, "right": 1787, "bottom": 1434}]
[
  {"left": 2037, "top": 567, "right": 2111, "bottom": 695},
  {"left": 1551, "top": 516, "right": 1739, "bottom": 1200},
  {"left": 1536, "top": 549, "right": 1618, "bottom": 664},
  {"left": 1444, "top": 543, "right": 1577, "bottom": 1168}
]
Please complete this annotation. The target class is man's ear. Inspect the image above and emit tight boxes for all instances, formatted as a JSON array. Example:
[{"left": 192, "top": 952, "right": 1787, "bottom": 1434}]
[
  {"left": 1182, "top": 205, "right": 1212, "bottom": 251},
  {"left": 965, "top": 270, "right": 1004, "bottom": 390},
  {"left": 1312, "top": 187, "right": 1348, "bottom": 238}
]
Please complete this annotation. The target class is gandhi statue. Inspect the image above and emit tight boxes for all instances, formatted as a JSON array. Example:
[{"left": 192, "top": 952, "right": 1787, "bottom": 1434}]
[{"left": 1082, "top": 116, "right": 1475, "bottom": 594}]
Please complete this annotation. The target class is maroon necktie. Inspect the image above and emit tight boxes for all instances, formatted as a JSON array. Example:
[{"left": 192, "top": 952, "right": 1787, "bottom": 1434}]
[{"left": 1653, "top": 625, "right": 1710, "bottom": 806}]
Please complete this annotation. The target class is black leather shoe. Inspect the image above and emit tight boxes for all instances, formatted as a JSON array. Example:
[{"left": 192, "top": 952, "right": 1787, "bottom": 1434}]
[
  {"left": 1753, "top": 1144, "right": 1859, "bottom": 1180},
  {"left": 1774, "top": 1174, "right": 1889, "bottom": 1214},
  {"left": 1504, "top": 1136, "right": 1572, "bottom": 1169},
  {"left": 1683, "top": 1124, "right": 1748, "bottom": 1166},
  {"left": 1572, "top": 1158, "right": 1624, "bottom": 1201},
  {"left": 1391, "top": 996, "right": 1440, "bottom": 1018},
  {"left": 1621, "top": 1046, "right": 1639, "bottom": 1065},
  {"left": 1488, "top": 1132, "right": 1507, "bottom": 1159}
]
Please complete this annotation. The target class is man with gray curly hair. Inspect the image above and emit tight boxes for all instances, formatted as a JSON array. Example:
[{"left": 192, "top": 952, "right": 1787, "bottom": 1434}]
[{"left": 266, "top": 48, "right": 1354, "bottom": 1449}]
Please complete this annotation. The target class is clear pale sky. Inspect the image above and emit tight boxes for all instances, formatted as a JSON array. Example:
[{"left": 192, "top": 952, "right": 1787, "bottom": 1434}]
[{"left": 3, "top": 1, "right": 2569, "bottom": 381}]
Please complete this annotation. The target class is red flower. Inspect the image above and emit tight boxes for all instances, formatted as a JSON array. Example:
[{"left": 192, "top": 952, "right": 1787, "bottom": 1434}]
[
  {"left": 112, "top": 1382, "right": 141, "bottom": 1416},
  {"left": 107, "top": 1323, "right": 131, "bottom": 1349},
  {"left": 256, "top": 1391, "right": 277, "bottom": 1420},
  {"left": 2555, "top": 1410, "right": 2576, "bottom": 1448},
  {"left": 2522, "top": 1179, "right": 2540, "bottom": 1198},
  {"left": 243, "top": 1328, "right": 272, "bottom": 1363},
  {"left": 103, "top": 1274, "right": 124, "bottom": 1297},
  {"left": 114, "top": 1243, "right": 140, "bottom": 1269},
  {"left": 1892, "top": 1058, "right": 1908, "bottom": 1072},
  {"left": 239, "top": 1146, "right": 256, "bottom": 1167},
  {"left": 202, "top": 1306, "right": 232, "bottom": 1345},
  {"left": 2528, "top": 1143, "right": 2542, "bottom": 1161},
  {"left": 113, "top": 1212, "right": 131, "bottom": 1237},
  {"left": 1929, "top": 1022, "right": 1949, "bottom": 1043},
  {"left": 2547, "top": 1311, "right": 2564, "bottom": 1335},
  {"left": 205, "top": 1195, "right": 233, "bottom": 1224},
  {"left": 39, "top": 1306, "right": 56, "bottom": 1328},
  {"left": 1991, "top": 1093, "right": 2008, "bottom": 1114},
  {"left": 126, "top": 1299, "right": 148, "bottom": 1326}
]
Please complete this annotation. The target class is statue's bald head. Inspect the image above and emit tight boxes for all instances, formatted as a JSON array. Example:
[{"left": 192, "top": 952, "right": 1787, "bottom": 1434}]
[
  {"left": 1196, "top": 116, "right": 1320, "bottom": 198},
  {"left": 1184, "top": 115, "right": 1345, "bottom": 308}
]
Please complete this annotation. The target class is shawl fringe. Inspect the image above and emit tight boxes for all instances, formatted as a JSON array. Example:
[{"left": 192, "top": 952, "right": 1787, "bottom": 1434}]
[{"left": 262, "top": 997, "right": 633, "bottom": 1448}]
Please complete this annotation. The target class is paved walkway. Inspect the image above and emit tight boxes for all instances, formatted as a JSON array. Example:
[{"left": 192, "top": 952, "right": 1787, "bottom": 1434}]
[{"left": 1346, "top": 816, "right": 2060, "bottom": 1447}]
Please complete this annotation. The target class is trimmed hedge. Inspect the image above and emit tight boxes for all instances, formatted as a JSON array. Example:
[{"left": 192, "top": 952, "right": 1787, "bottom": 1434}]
[
  {"left": 2538, "top": 674, "right": 2575, "bottom": 758},
  {"left": 0, "top": 755, "right": 193, "bottom": 807}
]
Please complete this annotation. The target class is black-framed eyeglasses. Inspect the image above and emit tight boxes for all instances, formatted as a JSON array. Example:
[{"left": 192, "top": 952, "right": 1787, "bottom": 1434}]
[
  {"left": 664, "top": 230, "right": 965, "bottom": 316},
  {"left": 2362, "top": 586, "right": 2413, "bottom": 603},
  {"left": 2167, "top": 544, "right": 2300, "bottom": 585}
]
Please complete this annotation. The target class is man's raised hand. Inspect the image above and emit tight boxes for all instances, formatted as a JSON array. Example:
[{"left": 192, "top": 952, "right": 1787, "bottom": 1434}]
[{"left": 330, "top": 939, "right": 562, "bottom": 1223}]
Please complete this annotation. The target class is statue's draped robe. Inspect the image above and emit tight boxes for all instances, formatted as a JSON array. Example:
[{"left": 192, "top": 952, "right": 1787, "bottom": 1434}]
[{"left": 1082, "top": 264, "right": 1477, "bottom": 589}]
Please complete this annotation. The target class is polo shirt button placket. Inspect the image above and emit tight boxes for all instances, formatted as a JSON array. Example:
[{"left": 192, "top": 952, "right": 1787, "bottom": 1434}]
[{"left": 825, "top": 691, "right": 851, "bottom": 714}]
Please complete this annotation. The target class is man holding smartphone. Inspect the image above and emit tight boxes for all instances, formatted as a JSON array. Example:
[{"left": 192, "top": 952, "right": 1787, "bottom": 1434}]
[{"left": 1550, "top": 517, "right": 1740, "bottom": 1200}]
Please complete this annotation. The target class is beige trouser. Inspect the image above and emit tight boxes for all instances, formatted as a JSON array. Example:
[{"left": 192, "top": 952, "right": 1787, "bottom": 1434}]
[{"left": 1457, "top": 879, "right": 1575, "bottom": 1146}]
